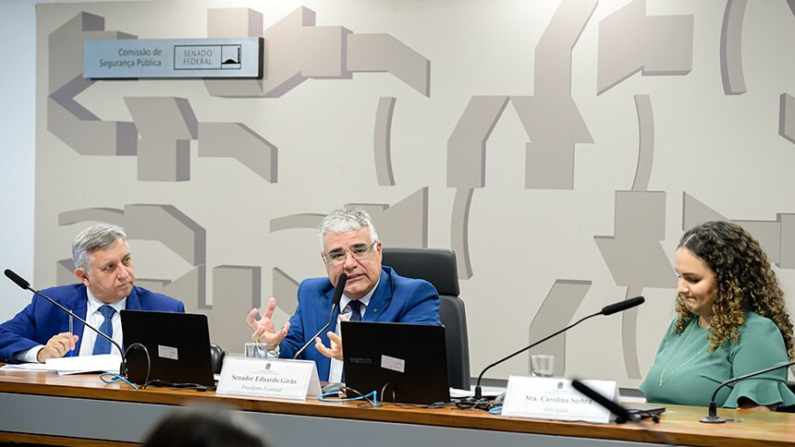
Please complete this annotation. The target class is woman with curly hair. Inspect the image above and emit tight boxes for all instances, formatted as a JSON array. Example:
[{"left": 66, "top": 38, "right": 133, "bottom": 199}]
[{"left": 640, "top": 221, "right": 795, "bottom": 410}]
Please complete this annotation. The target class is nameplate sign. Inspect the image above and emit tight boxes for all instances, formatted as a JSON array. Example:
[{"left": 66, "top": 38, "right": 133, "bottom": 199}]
[
  {"left": 216, "top": 357, "right": 321, "bottom": 401},
  {"left": 501, "top": 376, "right": 617, "bottom": 424},
  {"left": 84, "top": 37, "right": 262, "bottom": 79}
]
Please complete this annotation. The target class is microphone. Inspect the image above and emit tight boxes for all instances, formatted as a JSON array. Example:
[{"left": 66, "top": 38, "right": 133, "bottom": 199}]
[
  {"left": 571, "top": 379, "right": 635, "bottom": 423},
  {"left": 700, "top": 359, "right": 795, "bottom": 423},
  {"left": 472, "top": 296, "right": 645, "bottom": 401},
  {"left": 293, "top": 272, "right": 347, "bottom": 360},
  {"left": 4, "top": 269, "right": 127, "bottom": 374},
  {"left": 601, "top": 296, "right": 645, "bottom": 316},
  {"left": 572, "top": 379, "right": 676, "bottom": 446}
]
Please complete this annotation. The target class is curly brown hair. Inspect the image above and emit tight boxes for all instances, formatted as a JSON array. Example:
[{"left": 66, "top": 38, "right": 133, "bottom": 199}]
[{"left": 674, "top": 221, "right": 794, "bottom": 358}]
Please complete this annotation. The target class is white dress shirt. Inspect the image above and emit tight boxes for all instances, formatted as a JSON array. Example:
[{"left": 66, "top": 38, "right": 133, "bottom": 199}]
[{"left": 77, "top": 290, "right": 126, "bottom": 357}]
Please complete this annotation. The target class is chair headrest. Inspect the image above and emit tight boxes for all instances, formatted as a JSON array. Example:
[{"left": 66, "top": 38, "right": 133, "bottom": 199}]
[{"left": 381, "top": 248, "right": 460, "bottom": 296}]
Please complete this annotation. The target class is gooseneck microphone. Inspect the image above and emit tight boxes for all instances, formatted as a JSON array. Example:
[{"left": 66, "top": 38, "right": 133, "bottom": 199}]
[
  {"left": 571, "top": 379, "right": 635, "bottom": 423},
  {"left": 572, "top": 379, "right": 676, "bottom": 446},
  {"left": 700, "top": 359, "right": 795, "bottom": 423},
  {"left": 473, "top": 296, "right": 645, "bottom": 401},
  {"left": 293, "top": 272, "right": 348, "bottom": 360},
  {"left": 4, "top": 269, "right": 127, "bottom": 373}
]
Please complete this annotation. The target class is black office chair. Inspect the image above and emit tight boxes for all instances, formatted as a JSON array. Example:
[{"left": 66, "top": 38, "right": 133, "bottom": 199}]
[
  {"left": 381, "top": 248, "right": 471, "bottom": 390},
  {"left": 210, "top": 343, "right": 226, "bottom": 374}
]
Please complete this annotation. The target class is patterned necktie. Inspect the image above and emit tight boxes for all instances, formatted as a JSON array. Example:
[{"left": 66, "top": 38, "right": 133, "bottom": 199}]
[
  {"left": 92, "top": 305, "right": 116, "bottom": 355},
  {"left": 348, "top": 300, "right": 363, "bottom": 322}
]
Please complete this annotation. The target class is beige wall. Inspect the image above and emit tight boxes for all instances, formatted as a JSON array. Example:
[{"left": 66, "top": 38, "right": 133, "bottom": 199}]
[{"left": 14, "top": 0, "right": 795, "bottom": 387}]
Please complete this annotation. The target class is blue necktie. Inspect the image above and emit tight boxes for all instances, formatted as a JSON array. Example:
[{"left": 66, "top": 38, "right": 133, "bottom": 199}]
[
  {"left": 92, "top": 305, "right": 116, "bottom": 355},
  {"left": 348, "top": 300, "right": 363, "bottom": 321}
]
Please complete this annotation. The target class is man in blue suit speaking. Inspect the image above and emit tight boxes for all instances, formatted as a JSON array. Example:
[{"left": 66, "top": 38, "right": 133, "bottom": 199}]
[
  {"left": 246, "top": 207, "right": 441, "bottom": 382},
  {"left": 0, "top": 224, "right": 184, "bottom": 363}
]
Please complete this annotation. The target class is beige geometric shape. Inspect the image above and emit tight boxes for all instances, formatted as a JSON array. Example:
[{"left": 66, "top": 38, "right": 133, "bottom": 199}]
[
  {"left": 779, "top": 214, "right": 795, "bottom": 269},
  {"left": 622, "top": 286, "right": 644, "bottom": 379},
  {"left": 632, "top": 95, "right": 654, "bottom": 192},
  {"left": 269, "top": 191, "right": 428, "bottom": 249},
  {"left": 358, "top": 188, "right": 428, "bottom": 248},
  {"left": 533, "top": 0, "right": 598, "bottom": 96},
  {"left": 720, "top": 0, "right": 748, "bottom": 95},
  {"left": 124, "top": 204, "right": 206, "bottom": 266},
  {"left": 270, "top": 214, "right": 325, "bottom": 233},
  {"left": 186, "top": 265, "right": 261, "bottom": 351},
  {"left": 374, "top": 97, "right": 397, "bottom": 186},
  {"left": 347, "top": 34, "right": 430, "bottom": 96},
  {"left": 198, "top": 122, "right": 278, "bottom": 182},
  {"left": 780, "top": 93, "right": 795, "bottom": 144},
  {"left": 451, "top": 188, "right": 474, "bottom": 279},
  {"left": 514, "top": 0, "right": 596, "bottom": 190},
  {"left": 57, "top": 259, "right": 76, "bottom": 286},
  {"left": 683, "top": 194, "right": 789, "bottom": 266},
  {"left": 206, "top": 7, "right": 350, "bottom": 98},
  {"left": 203, "top": 8, "right": 266, "bottom": 97},
  {"left": 528, "top": 280, "right": 591, "bottom": 377},
  {"left": 447, "top": 96, "right": 510, "bottom": 189},
  {"left": 273, "top": 267, "right": 300, "bottom": 316},
  {"left": 595, "top": 191, "right": 671, "bottom": 288},
  {"left": 58, "top": 208, "right": 125, "bottom": 227},
  {"left": 140, "top": 266, "right": 206, "bottom": 311},
  {"left": 682, "top": 193, "right": 727, "bottom": 231},
  {"left": 733, "top": 220, "right": 781, "bottom": 265},
  {"left": 597, "top": 0, "right": 694, "bottom": 95},
  {"left": 513, "top": 96, "right": 593, "bottom": 190},
  {"left": 207, "top": 8, "right": 263, "bottom": 38},
  {"left": 124, "top": 97, "right": 198, "bottom": 182},
  {"left": 47, "top": 12, "right": 137, "bottom": 156}
]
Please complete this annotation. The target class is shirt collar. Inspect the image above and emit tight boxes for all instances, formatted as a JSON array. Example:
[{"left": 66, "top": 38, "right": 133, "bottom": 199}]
[
  {"left": 85, "top": 287, "right": 127, "bottom": 315},
  {"left": 339, "top": 276, "right": 380, "bottom": 312}
]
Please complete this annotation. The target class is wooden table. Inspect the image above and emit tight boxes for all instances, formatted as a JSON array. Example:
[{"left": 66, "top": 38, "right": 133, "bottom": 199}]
[{"left": 1, "top": 369, "right": 794, "bottom": 447}]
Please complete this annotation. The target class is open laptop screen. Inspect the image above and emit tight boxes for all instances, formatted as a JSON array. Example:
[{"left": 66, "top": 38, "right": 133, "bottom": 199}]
[
  {"left": 341, "top": 321, "right": 450, "bottom": 404},
  {"left": 121, "top": 310, "right": 214, "bottom": 387}
]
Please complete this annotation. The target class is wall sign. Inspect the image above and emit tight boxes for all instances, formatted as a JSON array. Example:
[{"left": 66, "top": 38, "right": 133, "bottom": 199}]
[{"left": 84, "top": 37, "right": 262, "bottom": 79}]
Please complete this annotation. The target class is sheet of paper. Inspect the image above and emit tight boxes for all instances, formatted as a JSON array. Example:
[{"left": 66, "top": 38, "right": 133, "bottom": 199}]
[
  {"left": 48, "top": 354, "right": 122, "bottom": 374},
  {"left": 1, "top": 354, "right": 122, "bottom": 374}
]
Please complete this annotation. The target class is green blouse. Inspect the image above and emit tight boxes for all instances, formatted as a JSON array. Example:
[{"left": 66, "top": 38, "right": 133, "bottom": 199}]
[{"left": 639, "top": 312, "right": 795, "bottom": 408}]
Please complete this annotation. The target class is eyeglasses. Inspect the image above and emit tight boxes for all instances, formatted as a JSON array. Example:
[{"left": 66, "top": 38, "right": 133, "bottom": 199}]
[{"left": 323, "top": 241, "right": 378, "bottom": 267}]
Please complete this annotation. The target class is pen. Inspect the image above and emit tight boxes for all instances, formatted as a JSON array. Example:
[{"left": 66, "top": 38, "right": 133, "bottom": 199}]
[{"left": 68, "top": 315, "right": 74, "bottom": 357}]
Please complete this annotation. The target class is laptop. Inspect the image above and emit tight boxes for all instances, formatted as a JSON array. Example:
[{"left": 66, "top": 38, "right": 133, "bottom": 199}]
[
  {"left": 121, "top": 310, "right": 215, "bottom": 388},
  {"left": 341, "top": 321, "right": 451, "bottom": 404}
]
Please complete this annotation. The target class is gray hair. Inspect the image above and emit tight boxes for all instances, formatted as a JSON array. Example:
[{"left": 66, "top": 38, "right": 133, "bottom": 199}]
[
  {"left": 71, "top": 223, "right": 129, "bottom": 271},
  {"left": 318, "top": 207, "right": 379, "bottom": 251}
]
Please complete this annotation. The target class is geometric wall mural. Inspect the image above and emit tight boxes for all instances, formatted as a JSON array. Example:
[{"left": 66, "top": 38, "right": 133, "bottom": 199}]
[{"left": 28, "top": 0, "right": 795, "bottom": 388}]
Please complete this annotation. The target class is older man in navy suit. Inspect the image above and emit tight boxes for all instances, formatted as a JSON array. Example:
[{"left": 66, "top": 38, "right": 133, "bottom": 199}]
[
  {"left": 246, "top": 207, "right": 441, "bottom": 382},
  {"left": 0, "top": 224, "right": 184, "bottom": 363}
]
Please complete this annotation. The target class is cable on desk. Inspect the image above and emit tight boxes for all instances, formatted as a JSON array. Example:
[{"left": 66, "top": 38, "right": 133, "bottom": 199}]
[
  {"left": 318, "top": 387, "right": 379, "bottom": 407},
  {"left": 488, "top": 405, "right": 502, "bottom": 415},
  {"left": 99, "top": 372, "right": 139, "bottom": 389},
  {"left": 124, "top": 343, "right": 151, "bottom": 389}
]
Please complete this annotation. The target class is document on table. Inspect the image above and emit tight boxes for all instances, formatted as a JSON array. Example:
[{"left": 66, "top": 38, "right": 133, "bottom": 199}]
[{"left": 1, "top": 354, "right": 121, "bottom": 375}]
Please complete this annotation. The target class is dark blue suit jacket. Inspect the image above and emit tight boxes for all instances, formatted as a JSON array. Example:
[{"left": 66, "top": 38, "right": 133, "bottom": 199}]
[
  {"left": 0, "top": 284, "right": 184, "bottom": 363},
  {"left": 278, "top": 266, "right": 441, "bottom": 381}
]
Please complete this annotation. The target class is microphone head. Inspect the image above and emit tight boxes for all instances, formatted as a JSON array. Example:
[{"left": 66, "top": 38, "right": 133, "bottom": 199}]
[
  {"left": 331, "top": 273, "right": 348, "bottom": 308},
  {"left": 601, "top": 296, "right": 645, "bottom": 316},
  {"left": 4, "top": 269, "right": 30, "bottom": 290}
]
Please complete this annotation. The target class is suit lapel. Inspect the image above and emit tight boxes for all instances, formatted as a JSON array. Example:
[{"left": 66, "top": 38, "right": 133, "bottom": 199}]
[
  {"left": 125, "top": 287, "right": 142, "bottom": 310},
  {"left": 363, "top": 269, "right": 391, "bottom": 321},
  {"left": 323, "top": 285, "right": 338, "bottom": 332}
]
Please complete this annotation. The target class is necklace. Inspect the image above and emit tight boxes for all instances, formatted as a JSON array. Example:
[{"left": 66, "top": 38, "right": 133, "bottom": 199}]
[{"left": 658, "top": 323, "right": 709, "bottom": 387}]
